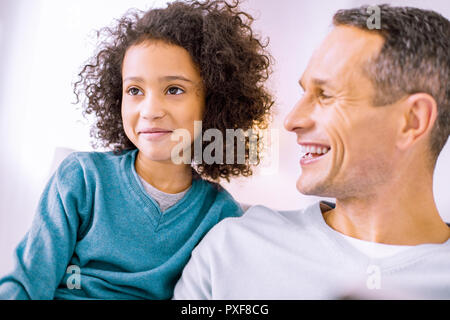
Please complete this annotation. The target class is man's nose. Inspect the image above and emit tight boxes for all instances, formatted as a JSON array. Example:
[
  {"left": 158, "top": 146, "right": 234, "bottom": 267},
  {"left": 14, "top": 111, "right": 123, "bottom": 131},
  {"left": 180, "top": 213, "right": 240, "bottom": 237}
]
[
  {"left": 139, "top": 93, "right": 166, "bottom": 120},
  {"left": 283, "top": 97, "right": 315, "bottom": 133}
]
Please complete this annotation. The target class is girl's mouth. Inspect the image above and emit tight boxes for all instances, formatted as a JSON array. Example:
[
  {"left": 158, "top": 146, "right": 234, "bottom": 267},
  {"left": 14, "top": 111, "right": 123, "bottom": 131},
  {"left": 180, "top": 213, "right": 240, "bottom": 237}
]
[{"left": 140, "top": 131, "right": 172, "bottom": 141}]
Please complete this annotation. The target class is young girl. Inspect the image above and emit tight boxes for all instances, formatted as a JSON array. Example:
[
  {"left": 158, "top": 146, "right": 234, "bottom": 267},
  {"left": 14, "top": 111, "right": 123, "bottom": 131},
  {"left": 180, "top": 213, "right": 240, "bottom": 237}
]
[{"left": 0, "top": 0, "right": 273, "bottom": 299}]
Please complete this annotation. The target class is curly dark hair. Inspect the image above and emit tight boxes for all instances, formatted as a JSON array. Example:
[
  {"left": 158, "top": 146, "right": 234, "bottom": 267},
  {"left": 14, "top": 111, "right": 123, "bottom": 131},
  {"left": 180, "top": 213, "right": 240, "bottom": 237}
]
[{"left": 72, "top": 0, "right": 274, "bottom": 181}]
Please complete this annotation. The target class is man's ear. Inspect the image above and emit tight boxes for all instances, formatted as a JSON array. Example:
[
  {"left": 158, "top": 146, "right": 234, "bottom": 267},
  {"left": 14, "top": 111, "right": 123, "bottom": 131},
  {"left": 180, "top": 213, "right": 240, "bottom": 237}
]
[{"left": 397, "top": 93, "right": 438, "bottom": 151}]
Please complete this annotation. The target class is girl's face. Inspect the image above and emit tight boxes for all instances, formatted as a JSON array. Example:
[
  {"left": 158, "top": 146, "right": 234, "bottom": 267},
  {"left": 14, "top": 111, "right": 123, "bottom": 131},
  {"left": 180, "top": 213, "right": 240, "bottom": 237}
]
[{"left": 121, "top": 40, "right": 205, "bottom": 163}]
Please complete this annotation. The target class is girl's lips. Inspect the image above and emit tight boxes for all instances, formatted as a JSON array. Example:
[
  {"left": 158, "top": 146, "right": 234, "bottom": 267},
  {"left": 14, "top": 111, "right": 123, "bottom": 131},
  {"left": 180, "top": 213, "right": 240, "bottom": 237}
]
[{"left": 139, "top": 131, "right": 171, "bottom": 141}]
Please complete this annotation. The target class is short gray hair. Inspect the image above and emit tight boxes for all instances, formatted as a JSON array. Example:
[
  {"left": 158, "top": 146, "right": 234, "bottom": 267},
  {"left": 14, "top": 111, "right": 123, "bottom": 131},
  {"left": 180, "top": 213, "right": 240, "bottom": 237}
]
[{"left": 333, "top": 4, "right": 450, "bottom": 163}]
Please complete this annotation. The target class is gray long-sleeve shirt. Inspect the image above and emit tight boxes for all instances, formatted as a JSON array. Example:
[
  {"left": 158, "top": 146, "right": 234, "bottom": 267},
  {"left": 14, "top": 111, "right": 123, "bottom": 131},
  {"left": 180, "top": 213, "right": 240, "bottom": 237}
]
[{"left": 173, "top": 201, "right": 450, "bottom": 299}]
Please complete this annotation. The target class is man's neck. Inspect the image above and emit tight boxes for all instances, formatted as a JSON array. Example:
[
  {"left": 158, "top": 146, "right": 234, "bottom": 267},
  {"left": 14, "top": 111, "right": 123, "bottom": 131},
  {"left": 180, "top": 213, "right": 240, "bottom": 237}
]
[{"left": 323, "top": 172, "right": 450, "bottom": 245}]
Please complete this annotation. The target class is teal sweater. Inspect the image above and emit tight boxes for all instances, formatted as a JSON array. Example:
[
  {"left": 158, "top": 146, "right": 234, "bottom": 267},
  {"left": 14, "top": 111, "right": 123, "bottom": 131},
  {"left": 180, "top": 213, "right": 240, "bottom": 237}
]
[{"left": 0, "top": 149, "right": 243, "bottom": 299}]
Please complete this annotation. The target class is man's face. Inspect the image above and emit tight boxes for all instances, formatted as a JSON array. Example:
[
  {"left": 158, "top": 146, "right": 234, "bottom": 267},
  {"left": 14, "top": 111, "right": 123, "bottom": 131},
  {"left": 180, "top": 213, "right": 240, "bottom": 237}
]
[{"left": 284, "top": 26, "right": 402, "bottom": 198}]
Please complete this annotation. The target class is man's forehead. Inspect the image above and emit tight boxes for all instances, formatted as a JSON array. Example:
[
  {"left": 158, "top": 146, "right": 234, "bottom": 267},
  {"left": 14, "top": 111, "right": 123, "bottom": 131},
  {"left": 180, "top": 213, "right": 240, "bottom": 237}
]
[{"left": 301, "top": 26, "right": 384, "bottom": 86}]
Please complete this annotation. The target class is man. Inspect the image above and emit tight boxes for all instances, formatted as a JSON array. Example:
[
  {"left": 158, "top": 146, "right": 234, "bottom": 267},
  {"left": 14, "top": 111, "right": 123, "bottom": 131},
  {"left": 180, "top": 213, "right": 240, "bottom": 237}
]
[{"left": 173, "top": 5, "right": 450, "bottom": 299}]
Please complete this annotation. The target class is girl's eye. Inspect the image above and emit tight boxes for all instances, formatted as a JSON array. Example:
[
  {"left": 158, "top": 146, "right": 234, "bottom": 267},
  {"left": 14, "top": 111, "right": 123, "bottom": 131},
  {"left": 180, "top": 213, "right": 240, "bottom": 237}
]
[
  {"left": 166, "top": 87, "right": 184, "bottom": 95},
  {"left": 127, "top": 87, "right": 143, "bottom": 96}
]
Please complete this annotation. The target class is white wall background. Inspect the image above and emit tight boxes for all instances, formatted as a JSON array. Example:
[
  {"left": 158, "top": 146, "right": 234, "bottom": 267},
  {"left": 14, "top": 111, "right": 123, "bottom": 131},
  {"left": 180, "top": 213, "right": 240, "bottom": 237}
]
[{"left": 0, "top": 0, "right": 449, "bottom": 276}]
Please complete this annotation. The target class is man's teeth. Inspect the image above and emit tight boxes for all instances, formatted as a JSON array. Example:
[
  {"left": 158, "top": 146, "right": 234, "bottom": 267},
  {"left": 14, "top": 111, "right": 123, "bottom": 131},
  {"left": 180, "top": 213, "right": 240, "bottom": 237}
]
[{"left": 300, "top": 145, "right": 330, "bottom": 155}]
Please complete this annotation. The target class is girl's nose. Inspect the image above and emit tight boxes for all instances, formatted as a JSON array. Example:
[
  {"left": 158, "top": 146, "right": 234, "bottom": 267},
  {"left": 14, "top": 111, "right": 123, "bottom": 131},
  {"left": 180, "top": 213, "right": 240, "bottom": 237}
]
[{"left": 140, "top": 93, "right": 166, "bottom": 120}]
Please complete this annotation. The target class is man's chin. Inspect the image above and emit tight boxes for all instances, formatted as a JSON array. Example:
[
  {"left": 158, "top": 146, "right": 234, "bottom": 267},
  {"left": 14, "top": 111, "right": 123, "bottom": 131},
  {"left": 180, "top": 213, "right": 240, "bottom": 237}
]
[
  {"left": 296, "top": 177, "right": 331, "bottom": 197},
  {"left": 296, "top": 179, "right": 315, "bottom": 196}
]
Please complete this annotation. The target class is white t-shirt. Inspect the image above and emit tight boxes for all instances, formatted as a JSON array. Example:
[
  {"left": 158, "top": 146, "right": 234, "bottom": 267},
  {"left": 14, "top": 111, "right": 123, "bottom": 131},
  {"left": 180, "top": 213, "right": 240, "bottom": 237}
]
[
  {"left": 337, "top": 231, "right": 413, "bottom": 259},
  {"left": 173, "top": 201, "right": 450, "bottom": 299}
]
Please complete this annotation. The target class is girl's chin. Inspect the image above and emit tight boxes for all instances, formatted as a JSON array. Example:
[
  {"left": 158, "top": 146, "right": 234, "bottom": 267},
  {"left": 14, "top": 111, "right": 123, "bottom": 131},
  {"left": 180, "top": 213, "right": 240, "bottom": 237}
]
[
  {"left": 137, "top": 150, "right": 173, "bottom": 162},
  {"left": 136, "top": 145, "right": 194, "bottom": 165}
]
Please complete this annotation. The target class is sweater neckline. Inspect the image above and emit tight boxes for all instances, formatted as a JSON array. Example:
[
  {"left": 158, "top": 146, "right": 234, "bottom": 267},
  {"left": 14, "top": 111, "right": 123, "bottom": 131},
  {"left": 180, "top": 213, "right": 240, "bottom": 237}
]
[
  {"left": 307, "top": 201, "right": 450, "bottom": 271},
  {"left": 121, "top": 149, "right": 205, "bottom": 230}
]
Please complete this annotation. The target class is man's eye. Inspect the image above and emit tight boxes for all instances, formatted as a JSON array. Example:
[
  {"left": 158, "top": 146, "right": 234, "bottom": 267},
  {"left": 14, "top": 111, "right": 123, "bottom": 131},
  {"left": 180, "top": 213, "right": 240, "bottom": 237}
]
[
  {"left": 167, "top": 87, "right": 184, "bottom": 95},
  {"left": 127, "top": 87, "right": 143, "bottom": 96},
  {"left": 319, "top": 91, "right": 332, "bottom": 100}
]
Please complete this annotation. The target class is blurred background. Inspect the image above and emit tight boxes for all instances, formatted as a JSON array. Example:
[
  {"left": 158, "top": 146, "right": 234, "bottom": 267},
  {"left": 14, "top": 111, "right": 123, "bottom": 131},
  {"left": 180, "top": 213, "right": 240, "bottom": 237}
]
[{"left": 0, "top": 0, "right": 449, "bottom": 276}]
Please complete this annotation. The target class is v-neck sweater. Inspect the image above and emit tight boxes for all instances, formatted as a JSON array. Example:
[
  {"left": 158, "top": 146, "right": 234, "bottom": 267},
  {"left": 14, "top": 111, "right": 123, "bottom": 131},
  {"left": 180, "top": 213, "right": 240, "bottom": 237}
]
[
  {"left": 137, "top": 174, "right": 190, "bottom": 213},
  {"left": 0, "top": 149, "right": 243, "bottom": 300}
]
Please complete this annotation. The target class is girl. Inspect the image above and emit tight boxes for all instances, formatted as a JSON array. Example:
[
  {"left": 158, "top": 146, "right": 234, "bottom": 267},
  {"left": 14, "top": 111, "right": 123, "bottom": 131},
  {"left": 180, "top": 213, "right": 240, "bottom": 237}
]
[{"left": 0, "top": 0, "right": 273, "bottom": 299}]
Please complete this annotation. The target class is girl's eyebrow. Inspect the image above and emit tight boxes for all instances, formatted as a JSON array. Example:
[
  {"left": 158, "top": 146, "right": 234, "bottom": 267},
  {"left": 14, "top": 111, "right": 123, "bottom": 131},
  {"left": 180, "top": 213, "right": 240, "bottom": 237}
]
[
  {"left": 162, "top": 75, "right": 193, "bottom": 83},
  {"left": 123, "top": 75, "right": 193, "bottom": 83}
]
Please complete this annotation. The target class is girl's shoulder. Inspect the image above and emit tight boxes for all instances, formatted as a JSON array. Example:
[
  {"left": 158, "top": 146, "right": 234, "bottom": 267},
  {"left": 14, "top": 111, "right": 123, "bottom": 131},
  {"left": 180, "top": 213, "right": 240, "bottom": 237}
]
[
  {"left": 70, "top": 148, "right": 135, "bottom": 163},
  {"left": 54, "top": 148, "right": 137, "bottom": 184},
  {"left": 194, "top": 177, "right": 244, "bottom": 218}
]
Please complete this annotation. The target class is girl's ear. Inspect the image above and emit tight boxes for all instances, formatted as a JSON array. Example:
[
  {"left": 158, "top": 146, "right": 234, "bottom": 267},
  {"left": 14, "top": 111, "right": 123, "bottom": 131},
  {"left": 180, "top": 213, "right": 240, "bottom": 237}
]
[{"left": 396, "top": 93, "right": 438, "bottom": 151}]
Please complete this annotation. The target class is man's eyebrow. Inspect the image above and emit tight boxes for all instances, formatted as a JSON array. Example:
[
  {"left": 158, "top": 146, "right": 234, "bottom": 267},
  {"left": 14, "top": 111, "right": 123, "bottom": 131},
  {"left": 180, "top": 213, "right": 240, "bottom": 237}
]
[
  {"left": 298, "top": 77, "right": 334, "bottom": 90},
  {"left": 123, "top": 75, "right": 193, "bottom": 83},
  {"left": 313, "top": 78, "right": 328, "bottom": 85}
]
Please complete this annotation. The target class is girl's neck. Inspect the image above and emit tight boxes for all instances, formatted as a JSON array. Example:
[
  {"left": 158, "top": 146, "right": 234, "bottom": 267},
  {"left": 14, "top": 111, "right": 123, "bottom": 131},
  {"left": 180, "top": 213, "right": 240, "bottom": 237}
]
[{"left": 135, "top": 150, "right": 193, "bottom": 194}]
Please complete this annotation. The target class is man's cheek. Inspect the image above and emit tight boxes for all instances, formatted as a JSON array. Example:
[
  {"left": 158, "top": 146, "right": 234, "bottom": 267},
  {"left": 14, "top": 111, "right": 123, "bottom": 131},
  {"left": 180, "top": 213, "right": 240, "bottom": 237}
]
[{"left": 328, "top": 104, "right": 355, "bottom": 130}]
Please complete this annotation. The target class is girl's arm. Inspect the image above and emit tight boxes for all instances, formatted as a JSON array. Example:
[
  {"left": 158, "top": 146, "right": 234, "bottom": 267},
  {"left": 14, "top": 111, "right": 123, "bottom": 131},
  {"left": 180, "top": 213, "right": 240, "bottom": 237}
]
[{"left": 0, "top": 153, "right": 89, "bottom": 299}]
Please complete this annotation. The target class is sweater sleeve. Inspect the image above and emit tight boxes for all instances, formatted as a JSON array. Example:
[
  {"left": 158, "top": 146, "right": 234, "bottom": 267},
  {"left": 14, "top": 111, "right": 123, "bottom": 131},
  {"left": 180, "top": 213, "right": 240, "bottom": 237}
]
[{"left": 0, "top": 153, "right": 90, "bottom": 300}]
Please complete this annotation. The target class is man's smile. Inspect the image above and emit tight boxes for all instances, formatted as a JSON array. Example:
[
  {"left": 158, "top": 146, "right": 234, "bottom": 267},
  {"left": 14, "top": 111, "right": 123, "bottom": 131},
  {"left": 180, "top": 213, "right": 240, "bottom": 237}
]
[{"left": 299, "top": 143, "right": 331, "bottom": 166}]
